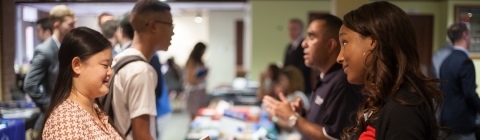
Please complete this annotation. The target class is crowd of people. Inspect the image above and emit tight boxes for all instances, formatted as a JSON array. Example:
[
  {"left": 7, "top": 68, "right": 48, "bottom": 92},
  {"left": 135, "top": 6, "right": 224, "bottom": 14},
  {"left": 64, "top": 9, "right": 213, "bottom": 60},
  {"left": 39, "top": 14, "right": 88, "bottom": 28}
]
[
  {"left": 18, "top": 0, "right": 480, "bottom": 139},
  {"left": 260, "top": 1, "right": 478, "bottom": 140},
  {"left": 23, "top": 0, "right": 208, "bottom": 139}
]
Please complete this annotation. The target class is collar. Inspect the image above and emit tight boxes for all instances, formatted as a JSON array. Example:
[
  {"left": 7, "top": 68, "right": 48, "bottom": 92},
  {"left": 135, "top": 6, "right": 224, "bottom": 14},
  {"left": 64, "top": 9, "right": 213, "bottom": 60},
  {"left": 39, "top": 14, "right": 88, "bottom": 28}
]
[
  {"left": 123, "top": 48, "right": 148, "bottom": 61},
  {"left": 317, "top": 63, "right": 343, "bottom": 83},
  {"left": 313, "top": 63, "right": 343, "bottom": 94},
  {"left": 121, "top": 41, "right": 132, "bottom": 50},
  {"left": 453, "top": 46, "right": 469, "bottom": 56},
  {"left": 52, "top": 34, "right": 61, "bottom": 48}
]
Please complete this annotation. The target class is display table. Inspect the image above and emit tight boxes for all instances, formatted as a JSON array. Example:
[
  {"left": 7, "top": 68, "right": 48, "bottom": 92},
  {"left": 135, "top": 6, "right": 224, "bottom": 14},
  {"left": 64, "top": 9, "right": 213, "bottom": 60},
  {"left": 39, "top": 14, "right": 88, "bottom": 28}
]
[
  {"left": 1, "top": 107, "right": 40, "bottom": 131},
  {"left": 209, "top": 88, "right": 259, "bottom": 106},
  {"left": 187, "top": 87, "right": 276, "bottom": 139},
  {"left": 0, "top": 119, "right": 26, "bottom": 140},
  {"left": 185, "top": 106, "right": 278, "bottom": 140},
  {"left": 0, "top": 101, "right": 40, "bottom": 140}
]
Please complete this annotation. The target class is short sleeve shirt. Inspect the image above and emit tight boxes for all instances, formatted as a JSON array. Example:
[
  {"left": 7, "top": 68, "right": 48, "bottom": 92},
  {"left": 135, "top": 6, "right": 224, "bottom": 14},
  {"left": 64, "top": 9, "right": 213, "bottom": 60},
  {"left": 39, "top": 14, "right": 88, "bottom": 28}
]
[
  {"left": 303, "top": 64, "right": 363, "bottom": 140},
  {"left": 112, "top": 48, "right": 158, "bottom": 139},
  {"left": 43, "top": 99, "right": 122, "bottom": 139}
]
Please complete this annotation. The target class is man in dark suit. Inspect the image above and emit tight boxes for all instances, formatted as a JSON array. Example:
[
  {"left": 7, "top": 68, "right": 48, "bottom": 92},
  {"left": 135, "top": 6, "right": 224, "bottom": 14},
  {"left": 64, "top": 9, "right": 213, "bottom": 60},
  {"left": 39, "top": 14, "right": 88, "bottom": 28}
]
[
  {"left": 284, "top": 18, "right": 312, "bottom": 96},
  {"left": 439, "top": 22, "right": 480, "bottom": 140},
  {"left": 23, "top": 4, "right": 76, "bottom": 133}
]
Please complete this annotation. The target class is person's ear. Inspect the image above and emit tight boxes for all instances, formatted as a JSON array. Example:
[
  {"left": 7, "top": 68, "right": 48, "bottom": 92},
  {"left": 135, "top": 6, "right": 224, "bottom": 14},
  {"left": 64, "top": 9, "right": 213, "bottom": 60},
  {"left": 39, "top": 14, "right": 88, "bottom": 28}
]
[
  {"left": 328, "top": 38, "right": 338, "bottom": 54},
  {"left": 368, "top": 37, "right": 376, "bottom": 50},
  {"left": 149, "top": 21, "right": 159, "bottom": 33},
  {"left": 53, "top": 21, "right": 60, "bottom": 29},
  {"left": 463, "top": 32, "right": 469, "bottom": 39},
  {"left": 71, "top": 57, "right": 83, "bottom": 75}
]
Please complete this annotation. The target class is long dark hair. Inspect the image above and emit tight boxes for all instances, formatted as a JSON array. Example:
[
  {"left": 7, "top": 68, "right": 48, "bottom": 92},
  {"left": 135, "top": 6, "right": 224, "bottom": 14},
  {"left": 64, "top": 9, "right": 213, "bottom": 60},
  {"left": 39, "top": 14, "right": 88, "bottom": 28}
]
[
  {"left": 187, "top": 42, "right": 206, "bottom": 66},
  {"left": 341, "top": 1, "right": 443, "bottom": 139},
  {"left": 40, "top": 27, "right": 119, "bottom": 138}
]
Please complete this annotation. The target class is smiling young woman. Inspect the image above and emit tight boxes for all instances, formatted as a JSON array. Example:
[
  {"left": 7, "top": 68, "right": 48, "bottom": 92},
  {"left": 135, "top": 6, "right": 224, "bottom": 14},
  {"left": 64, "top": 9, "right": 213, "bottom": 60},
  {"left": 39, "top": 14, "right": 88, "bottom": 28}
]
[
  {"left": 336, "top": 1, "right": 445, "bottom": 140},
  {"left": 41, "top": 27, "right": 122, "bottom": 139}
]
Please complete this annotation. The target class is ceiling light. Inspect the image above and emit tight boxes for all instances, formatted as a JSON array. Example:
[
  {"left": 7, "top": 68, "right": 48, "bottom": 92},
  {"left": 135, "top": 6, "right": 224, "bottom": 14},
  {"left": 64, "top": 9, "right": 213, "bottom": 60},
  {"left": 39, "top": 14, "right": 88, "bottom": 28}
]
[
  {"left": 195, "top": 16, "right": 203, "bottom": 23},
  {"left": 195, "top": 12, "right": 203, "bottom": 23}
]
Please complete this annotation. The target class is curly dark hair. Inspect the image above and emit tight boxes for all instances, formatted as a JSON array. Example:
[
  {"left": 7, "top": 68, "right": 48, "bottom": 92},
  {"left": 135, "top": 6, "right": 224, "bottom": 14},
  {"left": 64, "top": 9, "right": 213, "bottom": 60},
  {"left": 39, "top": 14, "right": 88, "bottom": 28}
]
[{"left": 341, "top": 1, "right": 444, "bottom": 139}]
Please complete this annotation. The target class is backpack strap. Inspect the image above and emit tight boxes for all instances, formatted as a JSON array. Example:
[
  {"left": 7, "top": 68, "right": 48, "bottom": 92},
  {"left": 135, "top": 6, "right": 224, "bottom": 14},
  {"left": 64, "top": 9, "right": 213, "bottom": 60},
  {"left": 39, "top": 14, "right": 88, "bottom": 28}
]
[{"left": 96, "top": 55, "right": 145, "bottom": 137}]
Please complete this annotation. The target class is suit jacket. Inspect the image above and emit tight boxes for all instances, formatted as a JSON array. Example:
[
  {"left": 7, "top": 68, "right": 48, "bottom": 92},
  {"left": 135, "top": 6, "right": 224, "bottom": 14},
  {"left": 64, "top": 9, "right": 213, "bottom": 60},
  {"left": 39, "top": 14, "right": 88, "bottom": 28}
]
[
  {"left": 439, "top": 50, "right": 480, "bottom": 133},
  {"left": 283, "top": 39, "right": 312, "bottom": 96},
  {"left": 24, "top": 37, "right": 59, "bottom": 111}
]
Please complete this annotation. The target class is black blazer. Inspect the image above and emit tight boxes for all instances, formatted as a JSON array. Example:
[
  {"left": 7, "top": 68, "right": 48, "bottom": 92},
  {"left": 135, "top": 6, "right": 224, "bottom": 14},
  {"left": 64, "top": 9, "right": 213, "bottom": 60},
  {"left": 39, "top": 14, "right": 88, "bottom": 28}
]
[
  {"left": 283, "top": 39, "right": 312, "bottom": 95},
  {"left": 439, "top": 50, "right": 480, "bottom": 133}
]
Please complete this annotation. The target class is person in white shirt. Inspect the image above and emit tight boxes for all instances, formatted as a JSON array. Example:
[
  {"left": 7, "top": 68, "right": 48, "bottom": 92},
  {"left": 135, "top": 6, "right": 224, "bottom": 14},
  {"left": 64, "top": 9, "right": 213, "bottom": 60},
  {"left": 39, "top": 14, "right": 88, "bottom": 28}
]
[{"left": 111, "top": 0, "right": 174, "bottom": 139}]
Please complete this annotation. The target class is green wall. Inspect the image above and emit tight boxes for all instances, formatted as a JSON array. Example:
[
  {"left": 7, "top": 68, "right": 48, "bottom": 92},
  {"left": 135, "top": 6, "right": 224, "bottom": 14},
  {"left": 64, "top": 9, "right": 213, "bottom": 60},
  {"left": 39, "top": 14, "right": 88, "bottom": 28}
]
[
  {"left": 389, "top": 1, "right": 447, "bottom": 52},
  {"left": 249, "top": 0, "right": 480, "bottom": 85},
  {"left": 392, "top": 0, "right": 480, "bottom": 94},
  {"left": 250, "top": 0, "right": 330, "bottom": 81}
]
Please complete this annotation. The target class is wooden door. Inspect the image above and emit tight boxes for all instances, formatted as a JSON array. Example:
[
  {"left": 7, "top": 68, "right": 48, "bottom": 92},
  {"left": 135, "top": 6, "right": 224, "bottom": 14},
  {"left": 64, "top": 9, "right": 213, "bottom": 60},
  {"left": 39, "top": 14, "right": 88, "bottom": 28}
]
[
  {"left": 235, "top": 20, "right": 245, "bottom": 77},
  {"left": 236, "top": 20, "right": 243, "bottom": 66},
  {"left": 409, "top": 15, "right": 434, "bottom": 77}
]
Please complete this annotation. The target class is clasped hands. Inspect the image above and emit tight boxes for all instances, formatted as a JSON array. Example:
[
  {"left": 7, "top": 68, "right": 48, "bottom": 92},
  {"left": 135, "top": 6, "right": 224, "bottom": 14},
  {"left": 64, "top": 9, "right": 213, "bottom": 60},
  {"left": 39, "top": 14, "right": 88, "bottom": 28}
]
[{"left": 262, "top": 92, "right": 304, "bottom": 122}]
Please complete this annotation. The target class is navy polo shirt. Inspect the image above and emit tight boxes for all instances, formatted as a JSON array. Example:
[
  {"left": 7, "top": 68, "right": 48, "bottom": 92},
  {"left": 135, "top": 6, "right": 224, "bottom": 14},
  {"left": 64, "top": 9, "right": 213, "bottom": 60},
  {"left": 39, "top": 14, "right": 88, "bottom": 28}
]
[{"left": 302, "top": 63, "right": 363, "bottom": 139}]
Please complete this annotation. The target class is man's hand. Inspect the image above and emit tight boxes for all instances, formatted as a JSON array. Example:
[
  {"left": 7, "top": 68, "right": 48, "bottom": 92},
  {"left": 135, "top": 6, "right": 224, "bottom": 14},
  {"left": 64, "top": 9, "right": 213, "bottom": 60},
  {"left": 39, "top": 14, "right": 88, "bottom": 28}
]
[
  {"left": 291, "top": 98, "right": 305, "bottom": 115},
  {"left": 262, "top": 92, "right": 295, "bottom": 121}
]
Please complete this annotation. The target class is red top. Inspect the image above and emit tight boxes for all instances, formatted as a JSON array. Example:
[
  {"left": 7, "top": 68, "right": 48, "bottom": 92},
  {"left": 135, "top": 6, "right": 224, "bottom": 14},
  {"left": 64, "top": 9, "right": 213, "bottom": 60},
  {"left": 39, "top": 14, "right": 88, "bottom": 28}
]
[{"left": 359, "top": 125, "right": 375, "bottom": 140}]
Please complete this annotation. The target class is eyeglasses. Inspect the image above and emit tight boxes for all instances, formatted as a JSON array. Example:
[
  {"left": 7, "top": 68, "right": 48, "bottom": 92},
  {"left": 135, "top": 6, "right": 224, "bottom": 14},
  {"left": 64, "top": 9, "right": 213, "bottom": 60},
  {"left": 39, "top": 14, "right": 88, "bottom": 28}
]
[{"left": 147, "top": 20, "right": 175, "bottom": 29}]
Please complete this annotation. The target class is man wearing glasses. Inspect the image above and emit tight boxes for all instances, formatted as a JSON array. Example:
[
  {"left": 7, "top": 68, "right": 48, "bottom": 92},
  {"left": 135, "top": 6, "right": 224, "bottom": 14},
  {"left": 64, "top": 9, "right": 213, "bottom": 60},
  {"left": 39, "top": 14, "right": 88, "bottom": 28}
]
[{"left": 110, "top": 0, "right": 174, "bottom": 139}]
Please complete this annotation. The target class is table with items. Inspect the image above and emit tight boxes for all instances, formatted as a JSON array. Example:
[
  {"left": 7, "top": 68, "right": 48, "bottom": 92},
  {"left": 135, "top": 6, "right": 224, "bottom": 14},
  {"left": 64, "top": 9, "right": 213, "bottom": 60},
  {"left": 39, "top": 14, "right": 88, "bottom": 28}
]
[
  {"left": 0, "top": 101, "right": 39, "bottom": 140},
  {"left": 0, "top": 119, "right": 26, "bottom": 140},
  {"left": 185, "top": 88, "right": 278, "bottom": 140}
]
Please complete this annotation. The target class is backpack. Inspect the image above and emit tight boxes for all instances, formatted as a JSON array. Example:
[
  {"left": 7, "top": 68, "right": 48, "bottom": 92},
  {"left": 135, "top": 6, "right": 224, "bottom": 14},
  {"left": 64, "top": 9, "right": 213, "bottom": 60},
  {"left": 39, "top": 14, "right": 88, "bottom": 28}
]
[{"left": 96, "top": 55, "right": 145, "bottom": 137}]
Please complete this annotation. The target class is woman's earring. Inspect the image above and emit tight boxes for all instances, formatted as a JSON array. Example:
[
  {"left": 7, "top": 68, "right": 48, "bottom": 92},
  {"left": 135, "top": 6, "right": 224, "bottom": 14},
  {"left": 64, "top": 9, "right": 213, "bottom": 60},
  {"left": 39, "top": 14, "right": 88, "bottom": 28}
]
[{"left": 363, "top": 52, "right": 366, "bottom": 56}]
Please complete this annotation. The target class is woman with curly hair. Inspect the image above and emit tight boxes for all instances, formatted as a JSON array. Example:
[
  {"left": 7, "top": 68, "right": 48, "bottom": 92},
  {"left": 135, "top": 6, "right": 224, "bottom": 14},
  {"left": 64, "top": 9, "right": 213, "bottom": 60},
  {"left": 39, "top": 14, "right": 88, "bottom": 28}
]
[{"left": 337, "top": 1, "right": 444, "bottom": 139}]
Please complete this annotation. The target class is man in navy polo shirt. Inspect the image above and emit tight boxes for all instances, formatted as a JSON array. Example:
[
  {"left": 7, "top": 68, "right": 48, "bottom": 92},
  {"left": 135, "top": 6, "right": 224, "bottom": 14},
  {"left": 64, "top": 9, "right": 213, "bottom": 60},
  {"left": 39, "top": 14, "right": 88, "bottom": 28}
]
[{"left": 263, "top": 14, "right": 362, "bottom": 140}]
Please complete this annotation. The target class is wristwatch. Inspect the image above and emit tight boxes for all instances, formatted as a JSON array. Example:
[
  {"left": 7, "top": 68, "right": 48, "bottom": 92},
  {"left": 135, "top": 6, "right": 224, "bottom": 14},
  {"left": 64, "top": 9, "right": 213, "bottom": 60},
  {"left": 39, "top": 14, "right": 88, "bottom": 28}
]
[{"left": 288, "top": 113, "right": 300, "bottom": 127}]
